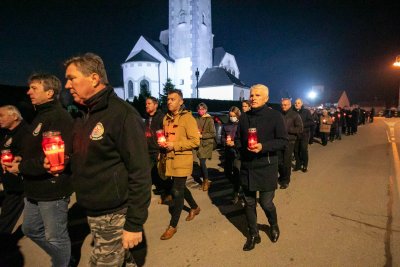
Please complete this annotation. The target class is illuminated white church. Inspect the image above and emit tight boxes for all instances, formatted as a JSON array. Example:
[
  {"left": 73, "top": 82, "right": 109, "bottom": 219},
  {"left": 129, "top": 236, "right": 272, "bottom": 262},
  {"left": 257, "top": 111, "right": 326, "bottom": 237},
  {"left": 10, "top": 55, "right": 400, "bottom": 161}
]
[{"left": 114, "top": 0, "right": 249, "bottom": 101}]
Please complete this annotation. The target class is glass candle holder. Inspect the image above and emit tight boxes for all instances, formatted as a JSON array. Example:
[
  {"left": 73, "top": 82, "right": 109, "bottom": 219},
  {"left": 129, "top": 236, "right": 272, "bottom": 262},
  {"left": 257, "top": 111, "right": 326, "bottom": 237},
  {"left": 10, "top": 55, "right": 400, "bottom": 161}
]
[
  {"left": 1, "top": 149, "right": 14, "bottom": 163},
  {"left": 42, "top": 131, "right": 65, "bottom": 173},
  {"left": 248, "top": 128, "right": 258, "bottom": 149},
  {"left": 156, "top": 129, "right": 167, "bottom": 146}
]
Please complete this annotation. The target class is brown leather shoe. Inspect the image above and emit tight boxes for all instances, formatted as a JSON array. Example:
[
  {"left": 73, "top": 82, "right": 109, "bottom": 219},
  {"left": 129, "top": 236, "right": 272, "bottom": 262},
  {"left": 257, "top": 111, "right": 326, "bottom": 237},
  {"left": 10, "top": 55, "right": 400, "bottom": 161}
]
[
  {"left": 186, "top": 207, "right": 201, "bottom": 221},
  {"left": 160, "top": 226, "right": 177, "bottom": 240},
  {"left": 202, "top": 179, "right": 210, "bottom": 191}
]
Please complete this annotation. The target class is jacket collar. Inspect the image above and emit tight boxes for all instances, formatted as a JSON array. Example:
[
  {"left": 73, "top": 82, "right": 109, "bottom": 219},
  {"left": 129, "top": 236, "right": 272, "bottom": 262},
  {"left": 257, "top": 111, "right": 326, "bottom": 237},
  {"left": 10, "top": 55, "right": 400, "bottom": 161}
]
[
  {"left": 166, "top": 108, "right": 188, "bottom": 120},
  {"left": 35, "top": 100, "right": 59, "bottom": 113},
  {"left": 249, "top": 104, "right": 267, "bottom": 115},
  {"left": 84, "top": 86, "right": 114, "bottom": 113},
  {"left": 6, "top": 120, "right": 25, "bottom": 136}
]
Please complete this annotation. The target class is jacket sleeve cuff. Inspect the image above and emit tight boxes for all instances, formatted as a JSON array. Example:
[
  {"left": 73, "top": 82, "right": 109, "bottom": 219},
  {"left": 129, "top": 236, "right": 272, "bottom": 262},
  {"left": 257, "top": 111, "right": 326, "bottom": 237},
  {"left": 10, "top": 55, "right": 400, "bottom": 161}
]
[{"left": 123, "top": 222, "right": 143, "bottom": 233}]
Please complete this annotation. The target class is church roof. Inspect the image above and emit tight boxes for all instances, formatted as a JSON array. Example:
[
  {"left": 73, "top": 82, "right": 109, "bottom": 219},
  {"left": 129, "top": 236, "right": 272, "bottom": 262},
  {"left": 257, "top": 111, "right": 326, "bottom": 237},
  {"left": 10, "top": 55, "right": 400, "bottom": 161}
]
[
  {"left": 142, "top": 36, "right": 175, "bottom": 62},
  {"left": 213, "top": 47, "right": 226, "bottom": 66},
  {"left": 126, "top": 50, "right": 160, "bottom": 63},
  {"left": 198, "top": 67, "right": 247, "bottom": 87}
]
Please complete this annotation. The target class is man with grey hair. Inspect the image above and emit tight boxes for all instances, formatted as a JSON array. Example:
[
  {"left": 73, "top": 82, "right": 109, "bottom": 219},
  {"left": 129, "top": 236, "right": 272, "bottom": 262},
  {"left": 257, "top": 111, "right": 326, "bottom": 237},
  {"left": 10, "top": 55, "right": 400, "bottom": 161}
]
[
  {"left": 5, "top": 73, "right": 74, "bottom": 266},
  {"left": 278, "top": 99, "right": 303, "bottom": 189},
  {"left": 293, "top": 98, "right": 314, "bottom": 172},
  {"left": 0, "top": 105, "right": 29, "bottom": 237},
  {"left": 64, "top": 53, "right": 151, "bottom": 266},
  {"left": 235, "top": 84, "right": 288, "bottom": 251}
]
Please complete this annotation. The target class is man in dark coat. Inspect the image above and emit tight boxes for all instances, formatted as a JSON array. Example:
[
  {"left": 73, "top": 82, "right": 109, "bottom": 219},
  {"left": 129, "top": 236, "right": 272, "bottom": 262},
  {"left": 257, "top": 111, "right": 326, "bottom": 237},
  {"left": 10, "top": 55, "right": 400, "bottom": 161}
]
[
  {"left": 0, "top": 105, "right": 29, "bottom": 235},
  {"left": 235, "top": 84, "right": 288, "bottom": 251},
  {"left": 278, "top": 99, "right": 303, "bottom": 189},
  {"left": 145, "top": 96, "right": 170, "bottom": 199},
  {"left": 293, "top": 98, "right": 314, "bottom": 172}
]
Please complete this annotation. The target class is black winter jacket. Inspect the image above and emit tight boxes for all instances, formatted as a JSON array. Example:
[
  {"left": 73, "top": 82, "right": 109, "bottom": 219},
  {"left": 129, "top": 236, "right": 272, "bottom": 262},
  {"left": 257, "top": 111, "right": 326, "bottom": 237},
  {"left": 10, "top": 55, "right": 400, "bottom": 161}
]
[
  {"left": 293, "top": 106, "right": 314, "bottom": 138},
  {"left": 235, "top": 105, "right": 288, "bottom": 191},
  {"left": 145, "top": 110, "right": 165, "bottom": 161},
  {"left": 19, "top": 101, "right": 73, "bottom": 201},
  {"left": 0, "top": 121, "right": 30, "bottom": 193},
  {"left": 71, "top": 87, "right": 151, "bottom": 232},
  {"left": 281, "top": 109, "right": 303, "bottom": 142}
]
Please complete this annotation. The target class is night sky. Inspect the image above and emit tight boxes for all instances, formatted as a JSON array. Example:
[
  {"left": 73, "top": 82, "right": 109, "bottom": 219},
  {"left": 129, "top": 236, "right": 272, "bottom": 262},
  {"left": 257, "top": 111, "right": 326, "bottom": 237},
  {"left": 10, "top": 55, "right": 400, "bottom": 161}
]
[{"left": 1, "top": 0, "right": 400, "bottom": 105}]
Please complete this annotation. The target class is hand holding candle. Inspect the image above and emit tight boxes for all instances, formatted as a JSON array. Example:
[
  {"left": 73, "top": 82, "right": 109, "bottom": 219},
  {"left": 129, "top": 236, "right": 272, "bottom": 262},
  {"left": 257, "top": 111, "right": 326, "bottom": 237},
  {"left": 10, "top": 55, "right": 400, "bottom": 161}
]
[
  {"left": 156, "top": 130, "right": 167, "bottom": 147},
  {"left": 42, "top": 131, "right": 65, "bottom": 173}
]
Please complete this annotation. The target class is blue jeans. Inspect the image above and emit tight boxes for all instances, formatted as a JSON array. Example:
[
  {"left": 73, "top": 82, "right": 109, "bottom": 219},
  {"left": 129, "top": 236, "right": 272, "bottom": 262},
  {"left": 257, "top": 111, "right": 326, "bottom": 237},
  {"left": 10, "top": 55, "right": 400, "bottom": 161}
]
[{"left": 22, "top": 197, "right": 71, "bottom": 267}]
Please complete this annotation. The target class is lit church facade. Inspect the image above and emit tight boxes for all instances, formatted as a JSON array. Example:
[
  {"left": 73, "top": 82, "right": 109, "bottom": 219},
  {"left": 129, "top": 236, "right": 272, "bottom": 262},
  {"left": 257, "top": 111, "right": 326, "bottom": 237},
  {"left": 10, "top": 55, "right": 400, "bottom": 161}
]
[{"left": 114, "top": 0, "right": 249, "bottom": 101}]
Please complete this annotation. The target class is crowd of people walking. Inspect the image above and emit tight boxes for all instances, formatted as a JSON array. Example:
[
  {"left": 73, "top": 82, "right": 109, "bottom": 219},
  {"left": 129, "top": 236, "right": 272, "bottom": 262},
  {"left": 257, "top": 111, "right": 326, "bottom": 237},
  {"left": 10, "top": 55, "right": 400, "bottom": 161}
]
[{"left": 0, "top": 52, "right": 374, "bottom": 266}]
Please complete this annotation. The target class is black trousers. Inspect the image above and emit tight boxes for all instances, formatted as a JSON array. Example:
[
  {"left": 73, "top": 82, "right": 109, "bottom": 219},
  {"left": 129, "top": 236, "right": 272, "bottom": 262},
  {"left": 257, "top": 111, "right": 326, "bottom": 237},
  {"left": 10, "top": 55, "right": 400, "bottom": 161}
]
[
  {"left": 150, "top": 159, "right": 171, "bottom": 194},
  {"left": 0, "top": 191, "right": 24, "bottom": 234},
  {"left": 321, "top": 132, "right": 329, "bottom": 146},
  {"left": 168, "top": 177, "right": 198, "bottom": 228},
  {"left": 294, "top": 134, "right": 309, "bottom": 169},
  {"left": 224, "top": 154, "right": 241, "bottom": 193},
  {"left": 243, "top": 189, "right": 277, "bottom": 237},
  {"left": 278, "top": 141, "right": 295, "bottom": 184}
]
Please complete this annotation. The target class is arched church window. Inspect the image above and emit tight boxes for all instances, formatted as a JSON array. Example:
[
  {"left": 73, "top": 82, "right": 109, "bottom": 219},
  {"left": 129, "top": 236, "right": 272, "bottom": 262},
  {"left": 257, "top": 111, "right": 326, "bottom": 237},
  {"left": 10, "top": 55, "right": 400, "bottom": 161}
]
[
  {"left": 128, "top": 80, "right": 134, "bottom": 98},
  {"left": 202, "top": 13, "right": 206, "bottom": 26},
  {"left": 240, "top": 90, "right": 244, "bottom": 101},
  {"left": 232, "top": 70, "right": 235, "bottom": 76},
  {"left": 140, "top": 80, "right": 150, "bottom": 96},
  {"left": 179, "top": 10, "right": 186, "bottom": 24}
]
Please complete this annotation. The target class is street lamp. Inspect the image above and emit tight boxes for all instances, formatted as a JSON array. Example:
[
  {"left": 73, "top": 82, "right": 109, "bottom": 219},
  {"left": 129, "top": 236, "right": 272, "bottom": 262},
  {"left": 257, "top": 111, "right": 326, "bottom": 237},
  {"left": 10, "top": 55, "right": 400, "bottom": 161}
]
[
  {"left": 393, "top": 55, "right": 400, "bottom": 110},
  {"left": 195, "top": 68, "right": 200, "bottom": 99}
]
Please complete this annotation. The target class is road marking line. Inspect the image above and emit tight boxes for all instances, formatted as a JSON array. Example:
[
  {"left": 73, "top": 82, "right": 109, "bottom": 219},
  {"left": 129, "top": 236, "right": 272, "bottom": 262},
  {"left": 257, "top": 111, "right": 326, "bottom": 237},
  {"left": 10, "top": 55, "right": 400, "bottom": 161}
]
[{"left": 384, "top": 120, "right": 400, "bottom": 199}]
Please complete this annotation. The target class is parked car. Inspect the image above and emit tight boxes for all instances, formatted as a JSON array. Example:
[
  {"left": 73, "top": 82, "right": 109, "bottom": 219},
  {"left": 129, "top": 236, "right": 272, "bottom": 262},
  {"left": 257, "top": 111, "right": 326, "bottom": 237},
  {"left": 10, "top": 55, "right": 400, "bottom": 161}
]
[{"left": 192, "top": 111, "right": 229, "bottom": 146}]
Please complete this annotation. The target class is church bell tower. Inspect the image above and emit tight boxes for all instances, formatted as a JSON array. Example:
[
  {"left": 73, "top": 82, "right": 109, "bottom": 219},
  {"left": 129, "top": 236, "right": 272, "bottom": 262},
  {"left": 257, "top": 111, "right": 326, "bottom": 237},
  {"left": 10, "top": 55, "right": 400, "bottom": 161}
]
[{"left": 169, "top": 0, "right": 213, "bottom": 97}]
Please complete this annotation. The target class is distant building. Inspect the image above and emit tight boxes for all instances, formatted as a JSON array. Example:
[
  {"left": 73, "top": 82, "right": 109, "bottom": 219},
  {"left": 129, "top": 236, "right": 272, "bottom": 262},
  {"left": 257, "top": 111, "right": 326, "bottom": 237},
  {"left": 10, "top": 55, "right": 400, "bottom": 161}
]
[
  {"left": 115, "top": 0, "right": 249, "bottom": 101},
  {"left": 323, "top": 90, "right": 350, "bottom": 108}
]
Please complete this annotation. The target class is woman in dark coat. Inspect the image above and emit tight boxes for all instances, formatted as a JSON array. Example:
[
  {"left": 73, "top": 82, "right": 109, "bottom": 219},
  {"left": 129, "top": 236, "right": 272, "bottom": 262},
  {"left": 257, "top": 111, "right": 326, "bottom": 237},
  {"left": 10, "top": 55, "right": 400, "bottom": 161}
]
[
  {"left": 195, "top": 103, "right": 216, "bottom": 191},
  {"left": 221, "top": 106, "right": 241, "bottom": 203}
]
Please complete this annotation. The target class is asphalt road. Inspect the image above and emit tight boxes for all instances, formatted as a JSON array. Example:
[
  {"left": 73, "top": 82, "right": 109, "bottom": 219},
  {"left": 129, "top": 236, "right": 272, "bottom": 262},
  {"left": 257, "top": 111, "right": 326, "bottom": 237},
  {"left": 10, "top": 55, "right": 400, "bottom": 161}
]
[{"left": 2, "top": 117, "right": 400, "bottom": 267}]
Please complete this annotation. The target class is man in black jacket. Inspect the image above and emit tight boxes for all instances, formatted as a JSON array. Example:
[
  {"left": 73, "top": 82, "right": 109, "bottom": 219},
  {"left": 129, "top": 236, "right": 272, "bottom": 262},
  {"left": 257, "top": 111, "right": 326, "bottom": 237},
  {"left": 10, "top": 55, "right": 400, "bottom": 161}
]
[
  {"left": 5, "top": 74, "right": 74, "bottom": 266},
  {"left": 0, "top": 105, "right": 29, "bottom": 235},
  {"left": 145, "top": 96, "right": 169, "bottom": 199},
  {"left": 293, "top": 98, "right": 314, "bottom": 172},
  {"left": 278, "top": 99, "right": 303, "bottom": 189},
  {"left": 235, "top": 84, "right": 288, "bottom": 251},
  {"left": 64, "top": 53, "right": 151, "bottom": 266}
]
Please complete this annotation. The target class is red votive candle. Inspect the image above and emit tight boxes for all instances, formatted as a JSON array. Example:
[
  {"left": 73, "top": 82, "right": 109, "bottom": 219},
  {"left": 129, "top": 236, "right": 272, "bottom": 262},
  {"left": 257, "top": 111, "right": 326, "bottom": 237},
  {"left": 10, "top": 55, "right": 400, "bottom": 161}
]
[
  {"left": 156, "top": 129, "right": 166, "bottom": 146},
  {"left": 42, "top": 131, "right": 65, "bottom": 173},
  {"left": 1, "top": 149, "right": 14, "bottom": 163},
  {"left": 248, "top": 128, "right": 258, "bottom": 149}
]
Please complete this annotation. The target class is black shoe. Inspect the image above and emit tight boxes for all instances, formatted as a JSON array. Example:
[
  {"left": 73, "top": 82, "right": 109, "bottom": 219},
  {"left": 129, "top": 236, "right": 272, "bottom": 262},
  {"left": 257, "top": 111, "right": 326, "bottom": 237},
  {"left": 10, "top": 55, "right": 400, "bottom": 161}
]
[
  {"left": 293, "top": 167, "right": 301, "bottom": 172},
  {"left": 231, "top": 193, "right": 240, "bottom": 204},
  {"left": 280, "top": 183, "right": 289, "bottom": 189},
  {"left": 270, "top": 225, "right": 280, "bottom": 243},
  {"left": 243, "top": 235, "right": 261, "bottom": 251},
  {"left": 302, "top": 167, "right": 308, "bottom": 173}
]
